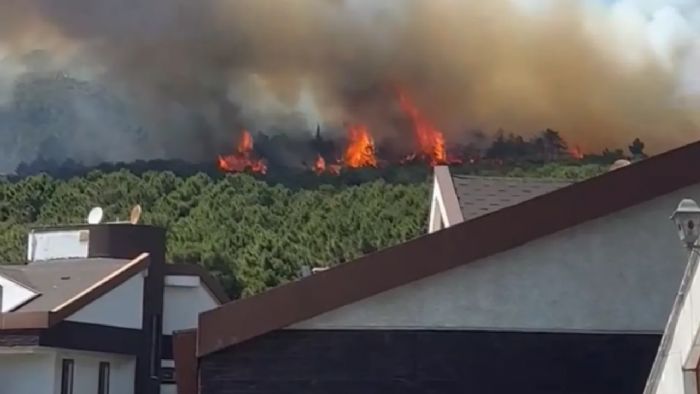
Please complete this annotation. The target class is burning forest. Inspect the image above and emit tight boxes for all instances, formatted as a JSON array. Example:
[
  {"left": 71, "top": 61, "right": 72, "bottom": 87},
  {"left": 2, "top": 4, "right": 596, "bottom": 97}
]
[
  {"left": 216, "top": 87, "right": 601, "bottom": 177},
  {"left": 218, "top": 88, "right": 477, "bottom": 176},
  {"left": 0, "top": 0, "right": 700, "bottom": 176}
]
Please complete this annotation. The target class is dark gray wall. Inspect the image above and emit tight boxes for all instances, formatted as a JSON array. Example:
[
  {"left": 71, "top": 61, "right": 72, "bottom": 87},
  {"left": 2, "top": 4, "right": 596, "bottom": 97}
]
[{"left": 200, "top": 329, "right": 660, "bottom": 394}]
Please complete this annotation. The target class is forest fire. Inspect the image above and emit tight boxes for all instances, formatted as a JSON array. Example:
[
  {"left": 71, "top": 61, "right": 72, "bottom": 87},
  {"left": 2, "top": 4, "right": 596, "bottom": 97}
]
[
  {"left": 218, "top": 130, "right": 268, "bottom": 174},
  {"left": 217, "top": 90, "right": 595, "bottom": 177},
  {"left": 569, "top": 145, "right": 584, "bottom": 160},
  {"left": 344, "top": 124, "right": 378, "bottom": 168},
  {"left": 313, "top": 155, "right": 326, "bottom": 175},
  {"left": 396, "top": 88, "right": 450, "bottom": 166},
  {"left": 313, "top": 155, "right": 342, "bottom": 175}
]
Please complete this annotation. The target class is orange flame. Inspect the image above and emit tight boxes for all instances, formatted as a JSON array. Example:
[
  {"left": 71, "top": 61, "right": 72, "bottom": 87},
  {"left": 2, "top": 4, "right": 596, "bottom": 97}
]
[
  {"left": 344, "top": 124, "right": 377, "bottom": 168},
  {"left": 218, "top": 130, "right": 268, "bottom": 174},
  {"left": 313, "top": 155, "right": 326, "bottom": 175},
  {"left": 311, "top": 154, "right": 342, "bottom": 175},
  {"left": 396, "top": 88, "right": 447, "bottom": 166},
  {"left": 569, "top": 145, "right": 584, "bottom": 160}
]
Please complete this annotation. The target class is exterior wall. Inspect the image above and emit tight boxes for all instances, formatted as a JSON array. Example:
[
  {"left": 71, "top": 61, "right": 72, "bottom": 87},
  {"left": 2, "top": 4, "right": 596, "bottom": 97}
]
[
  {"left": 67, "top": 273, "right": 145, "bottom": 329},
  {"left": 646, "top": 253, "right": 700, "bottom": 393},
  {"left": 162, "top": 276, "right": 219, "bottom": 334},
  {"left": 200, "top": 329, "right": 659, "bottom": 394},
  {"left": 293, "top": 184, "right": 698, "bottom": 333},
  {"left": 161, "top": 359, "right": 177, "bottom": 394},
  {"left": 0, "top": 352, "right": 56, "bottom": 394},
  {"left": 0, "top": 275, "right": 36, "bottom": 312},
  {"left": 53, "top": 348, "right": 136, "bottom": 394},
  {"left": 161, "top": 384, "right": 177, "bottom": 394},
  {"left": 428, "top": 177, "right": 445, "bottom": 233},
  {"left": 27, "top": 229, "right": 89, "bottom": 262},
  {"left": 0, "top": 348, "right": 136, "bottom": 394}
]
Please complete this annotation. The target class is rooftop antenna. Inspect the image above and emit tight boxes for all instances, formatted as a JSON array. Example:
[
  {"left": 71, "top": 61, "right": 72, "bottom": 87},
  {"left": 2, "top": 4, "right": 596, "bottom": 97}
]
[
  {"left": 129, "top": 204, "right": 142, "bottom": 225},
  {"left": 87, "top": 207, "right": 104, "bottom": 225}
]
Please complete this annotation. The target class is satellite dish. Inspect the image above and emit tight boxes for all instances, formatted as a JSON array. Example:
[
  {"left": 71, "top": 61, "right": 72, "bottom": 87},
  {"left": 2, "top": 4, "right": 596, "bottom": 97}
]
[
  {"left": 87, "top": 207, "right": 104, "bottom": 225},
  {"left": 129, "top": 204, "right": 142, "bottom": 225}
]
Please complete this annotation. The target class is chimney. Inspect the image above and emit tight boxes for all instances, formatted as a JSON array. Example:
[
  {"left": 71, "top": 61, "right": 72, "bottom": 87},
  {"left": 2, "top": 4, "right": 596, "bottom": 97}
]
[{"left": 0, "top": 284, "right": 4, "bottom": 313}]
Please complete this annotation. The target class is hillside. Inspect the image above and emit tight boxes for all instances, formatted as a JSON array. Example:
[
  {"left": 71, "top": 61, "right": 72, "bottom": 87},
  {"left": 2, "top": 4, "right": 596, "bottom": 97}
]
[{"left": 0, "top": 163, "right": 607, "bottom": 297}]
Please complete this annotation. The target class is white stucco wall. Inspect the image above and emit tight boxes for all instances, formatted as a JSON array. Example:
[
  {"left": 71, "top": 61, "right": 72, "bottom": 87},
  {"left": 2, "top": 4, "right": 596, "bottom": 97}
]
[
  {"left": 292, "top": 184, "right": 699, "bottom": 333},
  {"left": 27, "top": 229, "right": 89, "bottom": 262},
  {"left": 428, "top": 177, "right": 445, "bottom": 234},
  {"left": 163, "top": 275, "right": 219, "bottom": 334},
  {"left": 0, "top": 352, "right": 56, "bottom": 394},
  {"left": 0, "top": 275, "right": 37, "bottom": 312},
  {"left": 646, "top": 252, "right": 700, "bottom": 394},
  {"left": 162, "top": 384, "right": 177, "bottom": 394},
  {"left": 53, "top": 349, "right": 136, "bottom": 394},
  {"left": 67, "top": 273, "right": 144, "bottom": 329}
]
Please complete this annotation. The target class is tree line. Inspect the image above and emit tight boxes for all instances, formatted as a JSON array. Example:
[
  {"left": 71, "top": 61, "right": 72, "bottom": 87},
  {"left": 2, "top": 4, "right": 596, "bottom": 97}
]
[{"left": 0, "top": 161, "right": 608, "bottom": 298}]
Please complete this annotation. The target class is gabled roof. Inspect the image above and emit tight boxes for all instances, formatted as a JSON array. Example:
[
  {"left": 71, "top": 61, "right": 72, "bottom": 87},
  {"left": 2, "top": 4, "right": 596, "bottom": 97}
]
[
  {"left": 451, "top": 175, "right": 572, "bottom": 221},
  {"left": 0, "top": 253, "right": 149, "bottom": 329},
  {"left": 196, "top": 140, "right": 700, "bottom": 357},
  {"left": 0, "top": 258, "right": 134, "bottom": 312},
  {"left": 0, "top": 254, "right": 229, "bottom": 331}
]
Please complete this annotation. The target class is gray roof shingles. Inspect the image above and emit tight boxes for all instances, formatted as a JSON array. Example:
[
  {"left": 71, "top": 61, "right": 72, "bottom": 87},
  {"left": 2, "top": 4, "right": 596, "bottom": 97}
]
[
  {"left": 0, "top": 258, "right": 130, "bottom": 312},
  {"left": 451, "top": 175, "right": 572, "bottom": 221}
]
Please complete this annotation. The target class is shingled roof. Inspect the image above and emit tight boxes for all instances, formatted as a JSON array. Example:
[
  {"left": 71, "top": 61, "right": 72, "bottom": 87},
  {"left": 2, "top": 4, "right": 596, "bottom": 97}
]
[
  {"left": 195, "top": 140, "right": 700, "bottom": 357},
  {"left": 451, "top": 175, "right": 572, "bottom": 221},
  {"left": 0, "top": 258, "right": 133, "bottom": 312}
]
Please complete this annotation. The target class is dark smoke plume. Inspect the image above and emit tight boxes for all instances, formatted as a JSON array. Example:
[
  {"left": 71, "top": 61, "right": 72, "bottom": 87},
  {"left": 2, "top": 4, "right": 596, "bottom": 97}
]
[{"left": 1, "top": 0, "right": 700, "bottom": 172}]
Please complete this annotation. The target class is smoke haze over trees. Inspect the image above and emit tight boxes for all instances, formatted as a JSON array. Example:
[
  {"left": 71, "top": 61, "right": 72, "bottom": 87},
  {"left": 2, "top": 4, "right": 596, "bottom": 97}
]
[{"left": 1, "top": 0, "right": 700, "bottom": 171}]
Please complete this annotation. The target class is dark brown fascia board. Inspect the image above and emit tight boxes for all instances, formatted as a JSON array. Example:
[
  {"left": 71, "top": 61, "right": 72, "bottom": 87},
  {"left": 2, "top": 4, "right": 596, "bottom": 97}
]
[
  {"left": 0, "top": 311, "right": 52, "bottom": 330},
  {"left": 434, "top": 165, "right": 464, "bottom": 226},
  {"left": 165, "top": 264, "right": 230, "bottom": 304},
  {"left": 196, "top": 140, "right": 700, "bottom": 357},
  {"left": 0, "top": 253, "right": 150, "bottom": 330}
]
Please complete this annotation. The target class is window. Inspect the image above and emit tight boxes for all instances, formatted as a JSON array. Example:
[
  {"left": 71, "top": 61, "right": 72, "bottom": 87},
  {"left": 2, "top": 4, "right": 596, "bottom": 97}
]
[
  {"left": 98, "top": 362, "right": 110, "bottom": 394},
  {"left": 61, "top": 359, "right": 74, "bottom": 394},
  {"left": 160, "top": 367, "right": 176, "bottom": 384}
]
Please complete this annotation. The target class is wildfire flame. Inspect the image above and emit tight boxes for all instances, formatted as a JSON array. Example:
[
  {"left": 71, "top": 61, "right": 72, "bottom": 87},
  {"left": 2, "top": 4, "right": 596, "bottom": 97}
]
[
  {"left": 396, "top": 88, "right": 448, "bottom": 166},
  {"left": 218, "top": 130, "right": 268, "bottom": 174},
  {"left": 569, "top": 145, "right": 584, "bottom": 160},
  {"left": 313, "top": 155, "right": 326, "bottom": 175},
  {"left": 344, "top": 124, "right": 378, "bottom": 168},
  {"left": 311, "top": 154, "right": 342, "bottom": 175}
]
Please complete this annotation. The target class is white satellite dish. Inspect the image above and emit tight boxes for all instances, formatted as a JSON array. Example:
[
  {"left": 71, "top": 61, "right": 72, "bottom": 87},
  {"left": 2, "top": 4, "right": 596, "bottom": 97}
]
[
  {"left": 87, "top": 207, "right": 104, "bottom": 225},
  {"left": 129, "top": 204, "right": 142, "bottom": 225}
]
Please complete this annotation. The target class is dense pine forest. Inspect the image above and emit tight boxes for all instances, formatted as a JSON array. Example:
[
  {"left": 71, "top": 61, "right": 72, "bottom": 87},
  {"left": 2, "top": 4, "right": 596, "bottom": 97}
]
[{"left": 0, "top": 161, "right": 609, "bottom": 298}]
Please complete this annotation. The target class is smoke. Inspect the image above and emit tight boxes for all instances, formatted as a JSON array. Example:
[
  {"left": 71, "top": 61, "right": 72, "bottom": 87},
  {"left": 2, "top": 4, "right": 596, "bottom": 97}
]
[{"left": 0, "top": 0, "right": 700, "bottom": 171}]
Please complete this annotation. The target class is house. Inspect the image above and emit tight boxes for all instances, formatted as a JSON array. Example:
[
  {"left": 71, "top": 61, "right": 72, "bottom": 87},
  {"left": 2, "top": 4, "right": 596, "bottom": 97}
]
[
  {"left": 644, "top": 198, "right": 700, "bottom": 393},
  {"left": 173, "top": 141, "right": 700, "bottom": 393},
  {"left": 0, "top": 222, "right": 227, "bottom": 394},
  {"left": 428, "top": 168, "right": 572, "bottom": 232}
]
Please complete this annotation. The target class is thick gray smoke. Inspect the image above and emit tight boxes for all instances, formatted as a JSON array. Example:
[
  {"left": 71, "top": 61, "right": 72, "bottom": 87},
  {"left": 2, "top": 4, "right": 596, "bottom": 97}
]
[{"left": 1, "top": 0, "right": 700, "bottom": 172}]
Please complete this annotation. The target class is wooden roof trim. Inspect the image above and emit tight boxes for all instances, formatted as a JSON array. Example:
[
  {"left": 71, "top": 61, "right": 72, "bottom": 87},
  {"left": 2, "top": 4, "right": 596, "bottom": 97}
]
[{"left": 196, "top": 140, "right": 700, "bottom": 357}]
